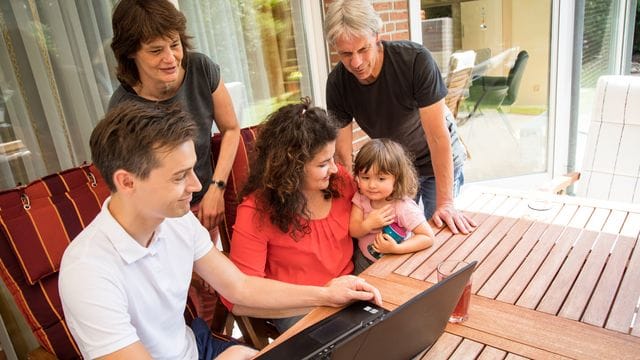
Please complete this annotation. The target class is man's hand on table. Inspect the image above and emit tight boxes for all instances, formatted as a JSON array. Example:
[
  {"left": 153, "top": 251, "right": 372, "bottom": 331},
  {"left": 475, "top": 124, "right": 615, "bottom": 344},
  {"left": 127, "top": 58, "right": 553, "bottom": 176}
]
[
  {"left": 432, "top": 203, "right": 477, "bottom": 235},
  {"left": 324, "top": 275, "right": 383, "bottom": 307}
]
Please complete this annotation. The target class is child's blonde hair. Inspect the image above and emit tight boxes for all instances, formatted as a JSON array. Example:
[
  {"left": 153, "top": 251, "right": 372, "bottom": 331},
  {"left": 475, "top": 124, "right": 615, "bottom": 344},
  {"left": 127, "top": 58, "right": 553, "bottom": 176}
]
[{"left": 353, "top": 138, "right": 418, "bottom": 200}]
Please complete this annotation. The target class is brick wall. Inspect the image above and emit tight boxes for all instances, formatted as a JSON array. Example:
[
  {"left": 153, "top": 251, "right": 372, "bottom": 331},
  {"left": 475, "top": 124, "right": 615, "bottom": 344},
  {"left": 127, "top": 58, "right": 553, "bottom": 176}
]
[{"left": 323, "top": 0, "right": 411, "bottom": 66}]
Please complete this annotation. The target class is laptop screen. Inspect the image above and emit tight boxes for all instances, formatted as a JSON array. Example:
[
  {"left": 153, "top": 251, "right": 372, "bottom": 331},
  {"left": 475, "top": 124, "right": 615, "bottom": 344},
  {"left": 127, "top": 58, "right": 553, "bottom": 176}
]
[
  {"left": 329, "top": 260, "right": 476, "bottom": 359},
  {"left": 257, "top": 260, "right": 477, "bottom": 360}
]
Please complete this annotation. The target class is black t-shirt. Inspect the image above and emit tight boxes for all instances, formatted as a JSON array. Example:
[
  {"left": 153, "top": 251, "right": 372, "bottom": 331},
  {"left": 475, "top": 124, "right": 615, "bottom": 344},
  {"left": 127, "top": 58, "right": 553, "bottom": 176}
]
[
  {"left": 109, "top": 52, "right": 220, "bottom": 204},
  {"left": 326, "top": 40, "right": 465, "bottom": 177}
]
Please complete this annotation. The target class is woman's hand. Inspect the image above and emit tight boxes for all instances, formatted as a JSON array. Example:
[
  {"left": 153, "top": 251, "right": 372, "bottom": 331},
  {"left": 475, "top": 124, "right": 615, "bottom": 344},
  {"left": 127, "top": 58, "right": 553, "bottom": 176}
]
[
  {"left": 324, "top": 275, "right": 383, "bottom": 307},
  {"left": 197, "top": 186, "right": 225, "bottom": 230}
]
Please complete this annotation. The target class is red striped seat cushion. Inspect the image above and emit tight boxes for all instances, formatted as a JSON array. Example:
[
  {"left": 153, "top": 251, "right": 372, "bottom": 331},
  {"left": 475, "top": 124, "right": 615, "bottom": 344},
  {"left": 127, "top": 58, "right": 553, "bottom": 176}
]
[{"left": 0, "top": 164, "right": 109, "bottom": 359}]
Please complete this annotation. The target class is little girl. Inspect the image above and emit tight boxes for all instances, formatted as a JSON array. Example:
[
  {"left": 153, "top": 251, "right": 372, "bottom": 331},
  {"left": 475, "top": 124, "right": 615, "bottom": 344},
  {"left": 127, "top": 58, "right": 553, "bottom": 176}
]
[{"left": 350, "top": 138, "right": 435, "bottom": 274}]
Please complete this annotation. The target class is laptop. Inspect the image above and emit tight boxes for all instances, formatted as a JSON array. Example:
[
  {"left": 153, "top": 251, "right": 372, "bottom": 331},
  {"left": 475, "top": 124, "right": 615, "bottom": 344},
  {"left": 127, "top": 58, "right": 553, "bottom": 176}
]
[{"left": 256, "top": 260, "right": 476, "bottom": 360}]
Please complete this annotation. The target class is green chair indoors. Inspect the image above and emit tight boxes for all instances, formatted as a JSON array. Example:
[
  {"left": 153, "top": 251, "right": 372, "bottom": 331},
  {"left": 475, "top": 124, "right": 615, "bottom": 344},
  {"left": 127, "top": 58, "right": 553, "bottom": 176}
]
[{"left": 464, "top": 50, "right": 530, "bottom": 136}]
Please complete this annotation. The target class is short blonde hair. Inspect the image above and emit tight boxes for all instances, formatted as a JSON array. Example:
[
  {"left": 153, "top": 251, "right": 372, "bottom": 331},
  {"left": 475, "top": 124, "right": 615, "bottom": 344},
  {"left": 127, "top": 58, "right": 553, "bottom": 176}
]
[
  {"left": 324, "top": 0, "right": 383, "bottom": 47},
  {"left": 354, "top": 138, "right": 418, "bottom": 200}
]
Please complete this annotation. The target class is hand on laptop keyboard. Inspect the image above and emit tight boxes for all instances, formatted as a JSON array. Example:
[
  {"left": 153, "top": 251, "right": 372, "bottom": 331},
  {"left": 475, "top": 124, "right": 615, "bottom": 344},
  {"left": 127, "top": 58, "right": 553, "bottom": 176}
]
[{"left": 324, "top": 275, "right": 383, "bottom": 307}]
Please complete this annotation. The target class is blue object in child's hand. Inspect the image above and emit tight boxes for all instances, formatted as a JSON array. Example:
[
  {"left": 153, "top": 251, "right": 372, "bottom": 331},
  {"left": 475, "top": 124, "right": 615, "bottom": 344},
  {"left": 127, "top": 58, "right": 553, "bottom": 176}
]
[{"left": 367, "top": 223, "right": 408, "bottom": 259}]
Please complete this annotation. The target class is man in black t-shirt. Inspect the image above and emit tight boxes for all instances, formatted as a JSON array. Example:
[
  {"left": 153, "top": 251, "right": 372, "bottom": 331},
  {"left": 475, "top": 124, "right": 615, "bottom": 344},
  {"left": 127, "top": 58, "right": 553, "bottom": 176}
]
[{"left": 325, "top": 0, "right": 475, "bottom": 234}]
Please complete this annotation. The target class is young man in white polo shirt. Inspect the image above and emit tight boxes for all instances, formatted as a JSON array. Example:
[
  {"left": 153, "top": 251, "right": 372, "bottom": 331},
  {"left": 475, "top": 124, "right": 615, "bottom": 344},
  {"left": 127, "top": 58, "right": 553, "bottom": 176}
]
[{"left": 59, "top": 101, "right": 382, "bottom": 360}]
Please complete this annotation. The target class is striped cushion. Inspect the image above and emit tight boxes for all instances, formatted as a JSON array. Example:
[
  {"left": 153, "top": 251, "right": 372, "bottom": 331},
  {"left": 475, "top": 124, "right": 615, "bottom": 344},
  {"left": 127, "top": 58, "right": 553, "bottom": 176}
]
[
  {"left": 0, "top": 163, "right": 108, "bottom": 359},
  {"left": 0, "top": 165, "right": 106, "bottom": 285},
  {"left": 0, "top": 157, "right": 212, "bottom": 359},
  {"left": 211, "top": 125, "right": 261, "bottom": 252}
]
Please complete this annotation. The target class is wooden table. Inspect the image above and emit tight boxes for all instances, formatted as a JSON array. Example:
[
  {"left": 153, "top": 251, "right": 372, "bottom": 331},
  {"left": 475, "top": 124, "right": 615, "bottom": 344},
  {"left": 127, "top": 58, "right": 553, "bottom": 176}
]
[{"left": 259, "top": 186, "right": 640, "bottom": 359}]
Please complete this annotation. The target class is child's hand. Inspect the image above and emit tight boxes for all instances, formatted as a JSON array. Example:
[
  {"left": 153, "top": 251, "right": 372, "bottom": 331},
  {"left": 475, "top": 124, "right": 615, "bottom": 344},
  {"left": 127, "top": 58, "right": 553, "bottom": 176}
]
[
  {"left": 372, "top": 232, "right": 399, "bottom": 254},
  {"left": 363, "top": 205, "right": 395, "bottom": 231}
]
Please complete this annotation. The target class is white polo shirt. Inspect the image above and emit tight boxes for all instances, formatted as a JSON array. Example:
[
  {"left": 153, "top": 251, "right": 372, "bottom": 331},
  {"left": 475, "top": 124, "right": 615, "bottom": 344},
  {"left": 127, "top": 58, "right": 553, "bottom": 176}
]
[{"left": 59, "top": 198, "right": 213, "bottom": 359}]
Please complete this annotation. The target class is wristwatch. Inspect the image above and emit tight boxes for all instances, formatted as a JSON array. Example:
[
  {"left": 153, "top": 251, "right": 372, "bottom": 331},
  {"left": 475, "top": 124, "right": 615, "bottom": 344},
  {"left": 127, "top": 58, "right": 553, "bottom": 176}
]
[{"left": 211, "top": 179, "right": 226, "bottom": 190}]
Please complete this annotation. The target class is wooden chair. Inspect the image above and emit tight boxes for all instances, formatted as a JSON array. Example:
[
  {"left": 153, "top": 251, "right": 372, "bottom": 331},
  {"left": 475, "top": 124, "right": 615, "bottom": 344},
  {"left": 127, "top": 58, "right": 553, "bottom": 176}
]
[
  {"left": 211, "top": 125, "right": 282, "bottom": 349},
  {"left": 0, "top": 162, "right": 231, "bottom": 358},
  {"left": 445, "top": 67, "right": 473, "bottom": 119},
  {"left": 558, "top": 76, "right": 640, "bottom": 201},
  {"left": 0, "top": 164, "right": 107, "bottom": 359}
]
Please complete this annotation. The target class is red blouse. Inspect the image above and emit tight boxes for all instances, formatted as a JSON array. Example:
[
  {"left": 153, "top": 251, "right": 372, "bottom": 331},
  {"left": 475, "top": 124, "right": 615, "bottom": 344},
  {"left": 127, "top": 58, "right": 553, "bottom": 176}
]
[{"left": 224, "top": 166, "right": 356, "bottom": 310}]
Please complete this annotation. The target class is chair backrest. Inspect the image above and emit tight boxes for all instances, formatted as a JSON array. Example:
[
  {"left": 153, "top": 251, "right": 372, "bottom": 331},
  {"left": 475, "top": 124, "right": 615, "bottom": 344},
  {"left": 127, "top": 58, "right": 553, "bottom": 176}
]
[
  {"left": 448, "top": 50, "right": 476, "bottom": 73},
  {"left": 211, "top": 125, "right": 261, "bottom": 252},
  {"left": 577, "top": 75, "right": 640, "bottom": 203},
  {"left": 474, "top": 48, "right": 491, "bottom": 65},
  {"left": 445, "top": 67, "right": 473, "bottom": 118},
  {"left": 503, "top": 50, "right": 529, "bottom": 105},
  {"left": 0, "top": 162, "right": 206, "bottom": 358},
  {"left": 0, "top": 164, "right": 109, "bottom": 359}
]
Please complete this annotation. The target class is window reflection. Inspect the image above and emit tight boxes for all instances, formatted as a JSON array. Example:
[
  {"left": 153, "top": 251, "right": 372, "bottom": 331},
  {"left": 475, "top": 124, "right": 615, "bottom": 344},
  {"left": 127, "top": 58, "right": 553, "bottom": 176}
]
[{"left": 421, "top": 0, "right": 551, "bottom": 182}]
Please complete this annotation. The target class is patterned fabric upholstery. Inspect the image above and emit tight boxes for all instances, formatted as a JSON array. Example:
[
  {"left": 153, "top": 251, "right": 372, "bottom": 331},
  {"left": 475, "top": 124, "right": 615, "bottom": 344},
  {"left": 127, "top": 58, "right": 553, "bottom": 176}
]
[
  {"left": 211, "top": 125, "right": 282, "bottom": 349},
  {"left": 0, "top": 163, "right": 200, "bottom": 359},
  {"left": 0, "top": 126, "right": 263, "bottom": 358},
  {"left": 0, "top": 163, "right": 107, "bottom": 359}
]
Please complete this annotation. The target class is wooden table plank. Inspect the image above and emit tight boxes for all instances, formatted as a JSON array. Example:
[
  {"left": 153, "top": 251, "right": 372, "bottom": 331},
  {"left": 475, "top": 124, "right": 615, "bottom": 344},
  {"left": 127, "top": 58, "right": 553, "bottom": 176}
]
[
  {"left": 445, "top": 323, "right": 568, "bottom": 360},
  {"left": 426, "top": 214, "right": 506, "bottom": 283},
  {"left": 581, "top": 212, "right": 639, "bottom": 328},
  {"left": 470, "top": 217, "right": 532, "bottom": 292},
  {"left": 606, "top": 224, "right": 640, "bottom": 333},
  {"left": 558, "top": 205, "right": 626, "bottom": 320},
  {"left": 458, "top": 295, "right": 640, "bottom": 359},
  {"left": 600, "top": 209, "right": 627, "bottom": 234},
  {"left": 559, "top": 232, "right": 617, "bottom": 320},
  {"left": 393, "top": 228, "right": 456, "bottom": 277},
  {"left": 504, "top": 353, "right": 529, "bottom": 360},
  {"left": 512, "top": 206, "right": 592, "bottom": 308},
  {"left": 449, "top": 339, "right": 484, "bottom": 359},
  {"left": 411, "top": 211, "right": 507, "bottom": 283},
  {"left": 496, "top": 224, "right": 568, "bottom": 304},
  {"left": 420, "top": 332, "right": 463, "bottom": 360},
  {"left": 478, "top": 221, "right": 552, "bottom": 299},
  {"left": 405, "top": 193, "right": 515, "bottom": 283},
  {"left": 516, "top": 227, "right": 581, "bottom": 309},
  {"left": 477, "top": 346, "right": 508, "bottom": 360},
  {"left": 368, "top": 191, "right": 497, "bottom": 279},
  {"left": 535, "top": 230, "right": 598, "bottom": 314},
  {"left": 632, "top": 310, "right": 640, "bottom": 337}
]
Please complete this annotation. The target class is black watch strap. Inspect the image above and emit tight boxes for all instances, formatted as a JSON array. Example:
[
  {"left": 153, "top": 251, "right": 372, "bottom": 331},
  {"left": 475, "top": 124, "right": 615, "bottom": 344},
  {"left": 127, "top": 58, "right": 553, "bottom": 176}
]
[{"left": 212, "top": 179, "right": 226, "bottom": 189}]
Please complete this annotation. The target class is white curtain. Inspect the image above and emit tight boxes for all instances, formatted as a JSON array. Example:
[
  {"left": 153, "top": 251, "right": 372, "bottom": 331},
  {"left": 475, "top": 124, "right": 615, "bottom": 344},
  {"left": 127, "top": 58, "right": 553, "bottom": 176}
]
[
  {"left": 0, "top": 0, "right": 309, "bottom": 190},
  {"left": 0, "top": 0, "right": 116, "bottom": 188}
]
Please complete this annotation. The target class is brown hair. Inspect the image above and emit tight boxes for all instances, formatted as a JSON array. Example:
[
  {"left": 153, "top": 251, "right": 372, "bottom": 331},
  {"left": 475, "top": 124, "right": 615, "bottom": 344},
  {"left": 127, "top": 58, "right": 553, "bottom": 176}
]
[
  {"left": 353, "top": 138, "right": 418, "bottom": 200},
  {"left": 90, "top": 101, "right": 197, "bottom": 191},
  {"left": 111, "top": 0, "right": 194, "bottom": 87},
  {"left": 240, "top": 98, "right": 342, "bottom": 239}
]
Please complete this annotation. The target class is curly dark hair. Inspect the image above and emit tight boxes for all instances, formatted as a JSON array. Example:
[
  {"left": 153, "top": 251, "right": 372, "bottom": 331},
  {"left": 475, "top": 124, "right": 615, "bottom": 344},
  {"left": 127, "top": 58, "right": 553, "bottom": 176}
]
[{"left": 240, "top": 99, "right": 342, "bottom": 240}]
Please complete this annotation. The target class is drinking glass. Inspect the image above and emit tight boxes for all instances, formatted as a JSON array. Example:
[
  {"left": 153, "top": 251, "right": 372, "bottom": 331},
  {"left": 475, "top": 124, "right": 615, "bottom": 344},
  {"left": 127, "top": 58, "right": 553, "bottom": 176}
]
[{"left": 436, "top": 260, "right": 472, "bottom": 323}]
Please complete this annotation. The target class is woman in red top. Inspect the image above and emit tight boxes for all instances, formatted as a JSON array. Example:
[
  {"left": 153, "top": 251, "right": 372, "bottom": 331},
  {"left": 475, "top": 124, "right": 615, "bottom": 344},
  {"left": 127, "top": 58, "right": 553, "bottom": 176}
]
[{"left": 226, "top": 99, "right": 355, "bottom": 332}]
